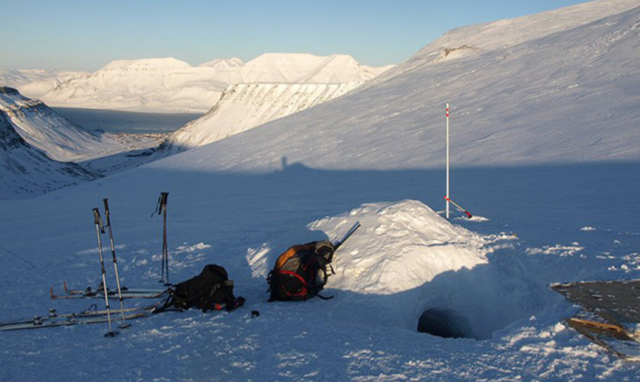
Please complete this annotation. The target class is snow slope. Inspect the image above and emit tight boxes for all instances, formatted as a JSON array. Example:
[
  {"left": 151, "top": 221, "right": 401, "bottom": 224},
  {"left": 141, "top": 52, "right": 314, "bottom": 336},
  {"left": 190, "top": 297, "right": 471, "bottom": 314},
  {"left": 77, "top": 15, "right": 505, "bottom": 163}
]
[
  {"left": 0, "top": 87, "right": 162, "bottom": 163},
  {"left": 1, "top": 1, "right": 640, "bottom": 381},
  {"left": 177, "top": 0, "right": 640, "bottom": 172},
  {"left": 166, "top": 82, "right": 362, "bottom": 150},
  {"left": 0, "top": 109, "right": 97, "bottom": 199},
  {"left": 380, "top": 0, "right": 640, "bottom": 81},
  {"left": 39, "top": 54, "right": 391, "bottom": 113}
]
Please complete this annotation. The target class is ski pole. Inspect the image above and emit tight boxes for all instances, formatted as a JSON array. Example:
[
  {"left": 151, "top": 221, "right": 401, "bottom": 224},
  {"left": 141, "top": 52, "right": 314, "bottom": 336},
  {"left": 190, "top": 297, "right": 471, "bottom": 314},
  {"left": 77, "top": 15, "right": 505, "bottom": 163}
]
[
  {"left": 103, "top": 199, "right": 131, "bottom": 329},
  {"left": 152, "top": 192, "right": 170, "bottom": 285},
  {"left": 93, "top": 208, "right": 118, "bottom": 337},
  {"left": 333, "top": 221, "right": 361, "bottom": 250},
  {"left": 330, "top": 221, "right": 361, "bottom": 263},
  {"left": 443, "top": 196, "right": 473, "bottom": 219}
]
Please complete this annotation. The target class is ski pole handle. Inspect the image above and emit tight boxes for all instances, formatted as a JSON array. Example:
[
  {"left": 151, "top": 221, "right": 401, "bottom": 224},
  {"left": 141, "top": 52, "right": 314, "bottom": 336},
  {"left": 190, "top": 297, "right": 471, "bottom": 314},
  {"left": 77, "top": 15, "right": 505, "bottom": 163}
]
[
  {"left": 93, "top": 208, "right": 105, "bottom": 234},
  {"left": 160, "top": 192, "right": 169, "bottom": 212},
  {"left": 151, "top": 192, "right": 170, "bottom": 217},
  {"left": 103, "top": 198, "right": 111, "bottom": 227}
]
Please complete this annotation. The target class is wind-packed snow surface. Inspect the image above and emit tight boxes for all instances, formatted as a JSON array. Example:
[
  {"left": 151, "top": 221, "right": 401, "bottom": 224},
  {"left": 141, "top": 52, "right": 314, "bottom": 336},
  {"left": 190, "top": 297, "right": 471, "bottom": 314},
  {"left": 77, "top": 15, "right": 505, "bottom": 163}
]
[
  {"left": 1, "top": 0, "right": 640, "bottom": 381},
  {"left": 36, "top": 54, "right": 391, "bottom": 113}
]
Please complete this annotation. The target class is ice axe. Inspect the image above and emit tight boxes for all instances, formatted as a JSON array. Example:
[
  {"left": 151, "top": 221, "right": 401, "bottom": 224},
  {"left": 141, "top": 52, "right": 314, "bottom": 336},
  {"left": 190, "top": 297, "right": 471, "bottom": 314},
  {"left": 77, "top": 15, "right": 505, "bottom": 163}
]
[{"left": 444, "top": 196, "right": 473, "bottom": 219}]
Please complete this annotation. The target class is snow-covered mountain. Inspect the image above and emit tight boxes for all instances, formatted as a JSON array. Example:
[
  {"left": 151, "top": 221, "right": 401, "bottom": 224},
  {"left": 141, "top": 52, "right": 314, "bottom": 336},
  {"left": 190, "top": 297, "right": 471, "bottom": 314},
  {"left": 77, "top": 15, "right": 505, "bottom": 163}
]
[
  {"left": 223, "top": 53, "right": 392, "bottom": 84},
  {"left": 0, "top": 87, "right": 161, "bottom": 164},
  {"left": 38, "top": 54, "right": 392, "bottom": 113},
  {"left": 1, "top": 1, "right": 640, "bottom": 381},
  {"left": 0, "top": 108, "right": 97, "bottom": 199},
  {"left": 39, "top": 58, "right": 229, "bottom": 113},
  {"left": 182, "top": 0, "right": 640, "bottom": 171},
  {"left": 198, "top": 57, "right": 244, "bottom": 70},
  {"left": 165, "top": 82, "right": 362, "bottom": 150},
  {"left": 0, "top": 68, "right": 88, "bottom": 99}
]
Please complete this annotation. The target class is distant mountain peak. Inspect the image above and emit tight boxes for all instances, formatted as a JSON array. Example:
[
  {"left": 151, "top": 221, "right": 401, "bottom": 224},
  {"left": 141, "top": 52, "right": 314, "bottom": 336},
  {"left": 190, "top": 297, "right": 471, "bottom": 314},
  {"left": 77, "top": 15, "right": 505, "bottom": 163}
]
[
  {"left": 198, "top": 58, "right": 244, "bottom": 69},
  {"left": 101, "top": 57, "right": 192, "bottom": 71}
]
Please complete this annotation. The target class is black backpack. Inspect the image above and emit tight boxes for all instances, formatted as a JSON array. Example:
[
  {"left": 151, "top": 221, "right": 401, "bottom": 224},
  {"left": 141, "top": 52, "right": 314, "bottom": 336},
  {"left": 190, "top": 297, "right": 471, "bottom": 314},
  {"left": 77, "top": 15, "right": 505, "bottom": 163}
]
[
  {"left": 267, "top": 240, "right": 335, "bottom": 301},
  {"left": 156, "top": 264, "right": 244, "bottom": 312}
]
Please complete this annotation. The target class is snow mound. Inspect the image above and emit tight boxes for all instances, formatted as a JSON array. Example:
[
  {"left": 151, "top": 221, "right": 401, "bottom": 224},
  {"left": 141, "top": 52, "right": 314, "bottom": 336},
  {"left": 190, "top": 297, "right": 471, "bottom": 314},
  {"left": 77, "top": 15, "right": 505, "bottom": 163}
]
[
  {"left": 311, "top": 200, "right": 488, "bottom": 294},
  {"left": 308, "top": 201, "right": 540, "bottom": 339},
  {"left": 246, "top": 200, "right": 535, "bottom": 339}
]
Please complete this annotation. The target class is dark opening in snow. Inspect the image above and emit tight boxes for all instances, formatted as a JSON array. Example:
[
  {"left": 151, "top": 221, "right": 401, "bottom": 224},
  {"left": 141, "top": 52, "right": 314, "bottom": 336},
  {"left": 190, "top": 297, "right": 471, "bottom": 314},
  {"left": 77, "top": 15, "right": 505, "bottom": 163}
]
[{"left": 417, "top": 308, "right": 473, "bottom": 339}]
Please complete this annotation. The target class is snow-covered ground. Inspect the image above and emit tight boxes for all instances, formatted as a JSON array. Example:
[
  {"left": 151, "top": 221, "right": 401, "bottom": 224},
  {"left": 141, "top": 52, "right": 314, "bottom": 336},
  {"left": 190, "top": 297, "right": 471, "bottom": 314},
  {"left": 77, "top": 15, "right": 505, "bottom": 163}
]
[
  {"left": 1, "top": 0, "right": 640, "bottom": 380},
  {"left": 0, "top": 161, "right": 638, "bottom": 381}
]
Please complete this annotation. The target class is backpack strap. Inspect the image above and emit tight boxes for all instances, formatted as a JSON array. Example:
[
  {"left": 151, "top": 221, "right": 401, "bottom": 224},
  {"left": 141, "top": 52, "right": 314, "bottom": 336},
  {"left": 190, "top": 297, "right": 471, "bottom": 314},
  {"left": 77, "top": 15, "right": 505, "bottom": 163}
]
[
  {"left": 278, "top": 270, "right": 310, "bottom": 298},
  {"left": 153, "top": 288, "right": 186, "bottom": 313},
  {"left": 310, "top": 292, "right": 333, "bottom": 300}
]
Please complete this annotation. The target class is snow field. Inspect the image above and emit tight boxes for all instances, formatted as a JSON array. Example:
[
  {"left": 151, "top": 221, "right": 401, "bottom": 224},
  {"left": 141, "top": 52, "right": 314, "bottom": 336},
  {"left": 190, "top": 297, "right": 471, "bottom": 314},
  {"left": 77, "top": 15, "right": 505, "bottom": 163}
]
[
  {"left": 1, "top": 160, "right": 639, "bottom": 380},
  {"left": 2, "top": 0, "right": 640, "bottom": 380}
]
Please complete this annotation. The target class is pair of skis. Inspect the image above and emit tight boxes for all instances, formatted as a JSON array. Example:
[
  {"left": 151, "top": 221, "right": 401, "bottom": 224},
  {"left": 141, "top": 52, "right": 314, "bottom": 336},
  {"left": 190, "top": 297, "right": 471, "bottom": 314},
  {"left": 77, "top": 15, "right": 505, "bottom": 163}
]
[
  {"left": 2, "top": 221, "right": 362, "bottom": 333},
  {"left": 50, "top": 283, "right": 167, "bottom": 300},
  {"left": 0, "top": 302, "right": 162, "bottom": 332}
]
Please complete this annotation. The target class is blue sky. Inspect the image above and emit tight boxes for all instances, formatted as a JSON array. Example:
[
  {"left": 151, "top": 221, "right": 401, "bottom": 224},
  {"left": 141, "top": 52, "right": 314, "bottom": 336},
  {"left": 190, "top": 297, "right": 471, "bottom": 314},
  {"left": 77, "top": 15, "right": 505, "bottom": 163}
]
[{"left": 1, "top": 0, "right": 594, "bottom": 70}]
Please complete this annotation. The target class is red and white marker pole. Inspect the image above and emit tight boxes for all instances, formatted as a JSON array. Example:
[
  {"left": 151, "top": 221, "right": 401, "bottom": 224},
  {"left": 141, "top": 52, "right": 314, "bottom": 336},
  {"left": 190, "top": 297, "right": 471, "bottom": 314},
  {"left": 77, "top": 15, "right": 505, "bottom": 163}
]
[
  {"left": 446, "top": 103, "right": 450, "bottom": 219},
  {"left": 444, "top": 196, "right": 473, "bottom": 219}
]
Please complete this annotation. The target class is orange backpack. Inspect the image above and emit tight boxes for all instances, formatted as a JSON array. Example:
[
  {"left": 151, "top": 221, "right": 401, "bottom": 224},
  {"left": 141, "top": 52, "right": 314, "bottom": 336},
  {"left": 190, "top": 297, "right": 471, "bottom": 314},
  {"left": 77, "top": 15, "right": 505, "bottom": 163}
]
[{"left": 267, "top": 241, "right": 335, "bottom": 301}]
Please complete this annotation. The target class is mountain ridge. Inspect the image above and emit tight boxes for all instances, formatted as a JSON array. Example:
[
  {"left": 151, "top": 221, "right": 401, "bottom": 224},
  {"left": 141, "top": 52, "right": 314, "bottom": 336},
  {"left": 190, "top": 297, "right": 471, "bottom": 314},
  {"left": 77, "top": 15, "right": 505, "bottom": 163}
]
[{"left": 34, "top": 53, "right": 392, "bottom": 113}]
